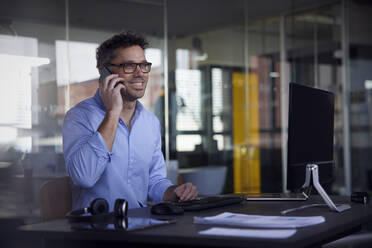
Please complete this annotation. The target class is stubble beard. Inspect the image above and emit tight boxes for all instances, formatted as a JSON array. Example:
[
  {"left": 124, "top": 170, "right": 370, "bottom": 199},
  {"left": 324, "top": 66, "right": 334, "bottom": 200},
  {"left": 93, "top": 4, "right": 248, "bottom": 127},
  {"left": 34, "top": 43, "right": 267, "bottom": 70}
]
[
  {"left": 121, "top": 75, "right": 148, "bottom": 102},
  {"left": 120, "top": 85, "right": 146, "bottom": 102}
]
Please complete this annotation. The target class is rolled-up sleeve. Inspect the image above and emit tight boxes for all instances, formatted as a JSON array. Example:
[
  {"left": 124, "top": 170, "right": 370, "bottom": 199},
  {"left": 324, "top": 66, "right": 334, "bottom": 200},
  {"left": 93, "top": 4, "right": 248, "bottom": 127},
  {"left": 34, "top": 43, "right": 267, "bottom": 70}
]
[
  {"left": 63, "top": 108, "right": 112, "bottom": 188},
  {"left": 147, "top": 119, "right": 173, "bottom": 203}
]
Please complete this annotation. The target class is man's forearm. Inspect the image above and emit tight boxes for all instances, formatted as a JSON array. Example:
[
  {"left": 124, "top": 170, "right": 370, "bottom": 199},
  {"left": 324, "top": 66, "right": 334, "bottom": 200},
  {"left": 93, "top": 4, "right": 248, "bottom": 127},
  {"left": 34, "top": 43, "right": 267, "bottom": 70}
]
[{"left": 97, "top": 112, "right": 120, "bottom": 151}]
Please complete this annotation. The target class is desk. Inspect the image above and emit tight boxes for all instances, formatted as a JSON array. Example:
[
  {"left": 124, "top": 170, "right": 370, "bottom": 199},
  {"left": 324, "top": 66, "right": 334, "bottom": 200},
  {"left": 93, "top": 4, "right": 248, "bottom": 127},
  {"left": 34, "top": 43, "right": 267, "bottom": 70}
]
[{"left": 18, "top": 196, "right": 372, "bottom": 248}]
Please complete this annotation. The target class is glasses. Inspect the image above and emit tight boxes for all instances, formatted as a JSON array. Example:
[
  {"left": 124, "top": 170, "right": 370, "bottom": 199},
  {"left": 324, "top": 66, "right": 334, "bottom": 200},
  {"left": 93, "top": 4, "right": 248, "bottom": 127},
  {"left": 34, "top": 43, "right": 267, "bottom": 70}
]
[{"left": 107, "top": 62, "right": 152, "bottom": 74}]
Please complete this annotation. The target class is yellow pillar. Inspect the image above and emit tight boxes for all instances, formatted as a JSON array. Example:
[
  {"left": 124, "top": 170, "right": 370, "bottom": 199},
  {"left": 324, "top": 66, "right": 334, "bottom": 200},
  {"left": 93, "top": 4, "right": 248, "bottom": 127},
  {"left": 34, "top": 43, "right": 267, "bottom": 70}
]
[{"left": 232, "top": 72, "right": 261, "bottom": 193}]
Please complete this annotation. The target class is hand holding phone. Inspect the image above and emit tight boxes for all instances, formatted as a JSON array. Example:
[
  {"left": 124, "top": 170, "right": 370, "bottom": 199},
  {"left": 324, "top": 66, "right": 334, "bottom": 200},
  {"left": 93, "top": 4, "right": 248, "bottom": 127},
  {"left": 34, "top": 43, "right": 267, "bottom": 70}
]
[
  {"left": 99, "top": 66, "right": 125, "bottom": 88},
  {"left": 99, "top": 66, "right": 126, "bottom": 115}
]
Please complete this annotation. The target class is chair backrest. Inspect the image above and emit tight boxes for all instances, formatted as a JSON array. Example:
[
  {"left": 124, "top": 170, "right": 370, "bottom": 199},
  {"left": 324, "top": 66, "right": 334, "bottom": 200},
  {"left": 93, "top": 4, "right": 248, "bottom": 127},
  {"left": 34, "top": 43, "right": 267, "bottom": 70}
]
[{"left": 40, "top": 176, "right": 72, "bottom": 221}]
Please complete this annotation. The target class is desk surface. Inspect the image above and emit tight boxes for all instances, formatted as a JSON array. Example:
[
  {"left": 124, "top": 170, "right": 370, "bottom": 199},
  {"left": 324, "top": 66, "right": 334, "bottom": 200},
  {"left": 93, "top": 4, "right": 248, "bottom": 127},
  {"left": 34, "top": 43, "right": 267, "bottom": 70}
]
[{"left": 19, "top": 196, "right": 372, "bottom": 248}]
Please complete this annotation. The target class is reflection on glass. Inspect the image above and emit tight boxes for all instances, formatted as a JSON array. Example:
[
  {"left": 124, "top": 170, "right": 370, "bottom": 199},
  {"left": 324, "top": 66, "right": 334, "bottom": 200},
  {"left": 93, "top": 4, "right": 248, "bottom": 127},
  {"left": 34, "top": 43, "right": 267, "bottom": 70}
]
[
  {"left": 56, "top": 40, "right": 99, "bottom": 86},
  {"left": 143, "top": 48, "right": 163, "bottom": 112},
  {"left": 175, "top": 69, "right": 202, "bottom": 132},
  {"left": 72, "top": 217, "right": 175, "bottom": 232},
  {"left": 176, "top": 135, "right": 201, "bottom": 152},
  {"left": 212, "top": 68, "right": 224, "bottom": 133},
  {"left": 0, "top": 52, "right": 49, "bottom": 130}
]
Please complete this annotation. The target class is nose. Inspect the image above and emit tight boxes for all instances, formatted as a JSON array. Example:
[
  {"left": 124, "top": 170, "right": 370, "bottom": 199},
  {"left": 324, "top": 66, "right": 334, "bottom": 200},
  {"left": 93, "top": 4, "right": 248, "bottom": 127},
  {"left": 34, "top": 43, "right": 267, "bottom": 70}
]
[{"left": 133, "top": 64, "right": 144, "bottom": 76}]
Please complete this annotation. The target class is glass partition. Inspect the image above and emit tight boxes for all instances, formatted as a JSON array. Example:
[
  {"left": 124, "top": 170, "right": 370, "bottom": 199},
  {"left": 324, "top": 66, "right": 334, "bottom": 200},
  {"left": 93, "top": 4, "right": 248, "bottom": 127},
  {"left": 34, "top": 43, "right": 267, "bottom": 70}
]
[
  {"left": 0, "top": 1, "right": 67, "bottom": 219},
  {"left": 0, "top": 0, "right": 165, "bottom": 221},
  {"left": 1, "top": 0, "right": 371, "bottom": 222},
  {"left": 285, "top": 3, "right": 345, "bottom": 193},
  {"left": 348, "top": 0, "right": 372, "bottom": 192}
]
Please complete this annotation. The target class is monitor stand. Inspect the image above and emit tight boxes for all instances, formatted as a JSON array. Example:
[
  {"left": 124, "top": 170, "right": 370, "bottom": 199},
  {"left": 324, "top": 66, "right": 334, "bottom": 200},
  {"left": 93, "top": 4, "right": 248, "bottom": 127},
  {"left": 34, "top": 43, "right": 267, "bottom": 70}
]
[{"left": 282, "top": 164, "right": 351, "bottom": 214}]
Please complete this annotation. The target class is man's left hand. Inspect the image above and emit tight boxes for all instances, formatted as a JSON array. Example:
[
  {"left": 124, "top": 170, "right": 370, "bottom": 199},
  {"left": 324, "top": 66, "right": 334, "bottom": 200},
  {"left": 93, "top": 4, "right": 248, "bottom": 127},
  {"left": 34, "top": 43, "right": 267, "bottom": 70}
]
[
  {"left": 163, "top": 183, "right": 198, "bottom": 202},
  {"left": 174, "top": 182, "right": 198, "bottom": 202}
]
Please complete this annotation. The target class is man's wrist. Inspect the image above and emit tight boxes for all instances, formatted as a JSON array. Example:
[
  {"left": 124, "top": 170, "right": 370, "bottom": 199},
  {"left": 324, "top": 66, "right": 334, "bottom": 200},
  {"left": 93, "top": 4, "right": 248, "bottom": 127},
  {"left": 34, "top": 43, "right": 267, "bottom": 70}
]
[
  {"left": 106, "top": 110, "right": 121, "bottom": 120},
  {"left": 163, "top": 185, "right": 178, "bottom": 202}
]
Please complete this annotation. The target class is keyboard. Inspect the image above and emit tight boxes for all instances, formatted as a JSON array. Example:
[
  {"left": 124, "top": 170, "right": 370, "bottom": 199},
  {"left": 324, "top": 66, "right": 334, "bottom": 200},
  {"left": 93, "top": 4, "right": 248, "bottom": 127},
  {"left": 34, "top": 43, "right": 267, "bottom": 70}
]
[
  {"left": 174, "top": 195, "right": 244, "bottom": 211},
  {"left": 245, "top": 192, "right": 308, "bottom": 201}
]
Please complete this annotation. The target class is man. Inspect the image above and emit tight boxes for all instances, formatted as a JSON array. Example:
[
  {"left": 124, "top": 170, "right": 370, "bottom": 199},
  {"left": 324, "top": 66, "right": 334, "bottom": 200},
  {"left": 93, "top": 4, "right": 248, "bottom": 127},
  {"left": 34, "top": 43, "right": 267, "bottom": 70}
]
[{"left": 63, "top": 31, "right": 198, "bottom": 211}]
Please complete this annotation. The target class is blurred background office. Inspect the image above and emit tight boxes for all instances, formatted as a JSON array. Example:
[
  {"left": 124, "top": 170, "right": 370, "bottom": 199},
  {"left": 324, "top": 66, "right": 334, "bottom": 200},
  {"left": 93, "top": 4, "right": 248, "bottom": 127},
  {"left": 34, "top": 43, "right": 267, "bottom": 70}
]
[{"left": 0, "top": 0, "right": 371, "bottom": 222}]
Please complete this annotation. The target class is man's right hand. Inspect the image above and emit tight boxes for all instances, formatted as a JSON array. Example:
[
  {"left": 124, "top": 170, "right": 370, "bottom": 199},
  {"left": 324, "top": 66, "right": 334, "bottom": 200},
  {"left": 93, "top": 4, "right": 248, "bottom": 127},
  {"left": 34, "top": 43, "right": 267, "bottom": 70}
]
[
  {"left": 99, "top": 74, "right": 126, "bottom": 116},
  {"left": 98, "top": 74, "right": 126, "bottom": 151}
]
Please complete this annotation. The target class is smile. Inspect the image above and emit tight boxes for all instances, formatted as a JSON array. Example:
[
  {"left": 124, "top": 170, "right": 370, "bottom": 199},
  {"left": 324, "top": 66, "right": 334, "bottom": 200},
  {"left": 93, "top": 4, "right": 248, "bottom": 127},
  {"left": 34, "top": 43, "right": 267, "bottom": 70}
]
[{"left": 128, "top": 82, "right": 144, "bottom": 89}]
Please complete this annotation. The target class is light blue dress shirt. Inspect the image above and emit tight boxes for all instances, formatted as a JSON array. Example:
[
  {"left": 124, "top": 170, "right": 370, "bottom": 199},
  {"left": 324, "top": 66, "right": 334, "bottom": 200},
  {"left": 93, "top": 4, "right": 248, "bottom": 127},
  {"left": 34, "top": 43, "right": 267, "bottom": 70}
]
[{"left": 62, "top": 90, "right": 173, "bottom": 210}]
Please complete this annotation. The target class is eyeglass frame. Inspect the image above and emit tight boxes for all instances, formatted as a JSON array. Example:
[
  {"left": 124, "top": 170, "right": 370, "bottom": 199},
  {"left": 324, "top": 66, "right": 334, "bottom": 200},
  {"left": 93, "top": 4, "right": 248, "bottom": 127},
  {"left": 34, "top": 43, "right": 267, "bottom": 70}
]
[{"left": 106, "top": 62, "right": 152, "bottom": 74}]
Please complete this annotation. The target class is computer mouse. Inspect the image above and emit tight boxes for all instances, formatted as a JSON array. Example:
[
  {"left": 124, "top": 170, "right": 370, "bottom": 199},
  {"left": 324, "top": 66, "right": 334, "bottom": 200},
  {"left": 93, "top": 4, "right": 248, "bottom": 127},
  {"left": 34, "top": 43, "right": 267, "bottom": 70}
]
[{"left": 151, "top": 202, "right": 184, "bottom": 215}]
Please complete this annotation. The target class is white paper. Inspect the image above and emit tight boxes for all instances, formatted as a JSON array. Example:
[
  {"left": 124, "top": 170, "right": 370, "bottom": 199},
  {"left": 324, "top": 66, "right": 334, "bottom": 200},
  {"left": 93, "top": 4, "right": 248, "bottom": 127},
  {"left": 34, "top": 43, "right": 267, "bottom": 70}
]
[
  {"left": 194, "top": 212, "right": 325, "bottom": 228},
  {"left": 199, "top": 227, "right": 297, "bottom": 239}
]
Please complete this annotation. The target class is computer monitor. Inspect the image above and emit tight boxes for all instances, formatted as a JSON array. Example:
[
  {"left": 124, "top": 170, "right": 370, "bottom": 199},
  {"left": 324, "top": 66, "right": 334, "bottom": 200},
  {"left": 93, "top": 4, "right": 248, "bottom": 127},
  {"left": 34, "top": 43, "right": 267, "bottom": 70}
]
[{"left": 287, "top": 83, "right": 334, "bottom": 192}]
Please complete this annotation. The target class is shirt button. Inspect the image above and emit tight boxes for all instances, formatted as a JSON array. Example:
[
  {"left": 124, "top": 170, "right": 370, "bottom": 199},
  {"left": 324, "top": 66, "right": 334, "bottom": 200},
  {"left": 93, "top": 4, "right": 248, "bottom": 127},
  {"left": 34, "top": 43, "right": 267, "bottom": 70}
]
[
  {"left": 130, "top": 159, "right": 134, "bottom": 163},
  {"left": 128, "top": 180, "right": 131, "bottom": 184}
]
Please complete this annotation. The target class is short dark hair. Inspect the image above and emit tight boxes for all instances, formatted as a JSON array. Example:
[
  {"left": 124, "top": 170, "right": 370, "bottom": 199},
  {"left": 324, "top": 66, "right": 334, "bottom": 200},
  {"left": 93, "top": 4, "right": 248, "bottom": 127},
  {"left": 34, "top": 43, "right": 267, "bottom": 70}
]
[{"left": 96, "top": 31, "right": 149, "bottom": 68}]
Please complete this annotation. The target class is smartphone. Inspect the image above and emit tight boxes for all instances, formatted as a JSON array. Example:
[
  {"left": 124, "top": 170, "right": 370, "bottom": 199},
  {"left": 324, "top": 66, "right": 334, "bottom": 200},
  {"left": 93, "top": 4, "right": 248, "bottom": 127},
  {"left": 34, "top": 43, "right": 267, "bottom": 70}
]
[{"left": 99, "top": 66, "right": 113, "bottom": 84}]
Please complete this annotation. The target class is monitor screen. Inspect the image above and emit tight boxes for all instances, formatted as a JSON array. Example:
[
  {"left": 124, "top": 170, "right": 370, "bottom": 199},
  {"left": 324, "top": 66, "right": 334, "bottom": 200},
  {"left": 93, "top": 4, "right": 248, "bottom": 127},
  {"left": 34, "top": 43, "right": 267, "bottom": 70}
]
[{"left": 287, "top": 83, "right": 334, "bottom": 192}]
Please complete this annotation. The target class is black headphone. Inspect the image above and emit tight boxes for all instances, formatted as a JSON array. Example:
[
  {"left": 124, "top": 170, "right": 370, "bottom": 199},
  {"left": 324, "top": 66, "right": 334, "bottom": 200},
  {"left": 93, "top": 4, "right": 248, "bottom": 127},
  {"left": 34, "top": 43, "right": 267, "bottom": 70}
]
[{"left": 66, "top": 198, "right": 128, "bottom": 222}]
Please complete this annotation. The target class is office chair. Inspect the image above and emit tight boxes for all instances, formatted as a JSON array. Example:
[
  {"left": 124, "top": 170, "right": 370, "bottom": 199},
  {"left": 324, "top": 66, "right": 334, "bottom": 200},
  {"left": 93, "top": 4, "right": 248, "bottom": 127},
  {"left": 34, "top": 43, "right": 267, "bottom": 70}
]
[{"left": 40, "top": 176, "right": 72, "bottom": 221}]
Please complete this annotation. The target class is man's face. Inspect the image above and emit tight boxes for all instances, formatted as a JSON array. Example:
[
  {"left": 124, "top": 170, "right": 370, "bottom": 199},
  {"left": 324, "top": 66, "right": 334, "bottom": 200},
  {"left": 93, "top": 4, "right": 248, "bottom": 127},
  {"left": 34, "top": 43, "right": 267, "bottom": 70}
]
[{"left": 110, "top": 45, "right": 149, "bottom": 101}]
